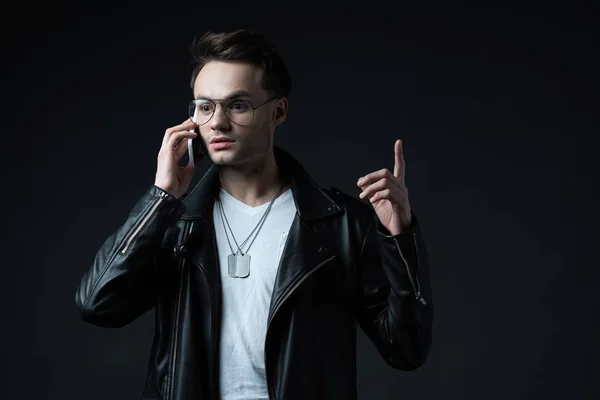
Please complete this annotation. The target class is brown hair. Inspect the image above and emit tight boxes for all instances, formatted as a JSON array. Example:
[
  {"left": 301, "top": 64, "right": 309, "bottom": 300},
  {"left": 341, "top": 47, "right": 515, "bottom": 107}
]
[{"left": 189, "top": 29, "right": 292, "bottom": 98}]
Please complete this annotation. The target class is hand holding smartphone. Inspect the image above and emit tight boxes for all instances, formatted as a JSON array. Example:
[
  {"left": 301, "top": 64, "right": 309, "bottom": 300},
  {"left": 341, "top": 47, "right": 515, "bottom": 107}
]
[{"left": 154, "top": 119, "right": 200, "bottom": 199}]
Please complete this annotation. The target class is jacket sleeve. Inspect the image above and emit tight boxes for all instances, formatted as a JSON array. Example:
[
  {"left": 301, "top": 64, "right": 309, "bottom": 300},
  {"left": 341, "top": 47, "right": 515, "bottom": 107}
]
[
  {"left": 75, "top": 185, "right": 187, "bottom": 328},
  {"left": 356, "top": 210, "right": 433, "bottom": 370}
]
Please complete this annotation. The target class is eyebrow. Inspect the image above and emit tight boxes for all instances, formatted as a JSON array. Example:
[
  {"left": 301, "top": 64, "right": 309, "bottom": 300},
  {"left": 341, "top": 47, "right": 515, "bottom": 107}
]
[{"left": 195, "top": 90, "right": 253, "bottom": 101}]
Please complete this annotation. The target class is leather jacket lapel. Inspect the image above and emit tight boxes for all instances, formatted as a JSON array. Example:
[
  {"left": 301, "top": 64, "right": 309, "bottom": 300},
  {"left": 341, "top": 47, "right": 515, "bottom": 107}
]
[{"left": 267, "top": 212, "right": 337, "bottom": 325}]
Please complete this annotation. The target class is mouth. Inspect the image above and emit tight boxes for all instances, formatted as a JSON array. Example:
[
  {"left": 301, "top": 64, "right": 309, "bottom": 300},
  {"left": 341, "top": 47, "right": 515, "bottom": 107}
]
[
  {"left": 210, "top": 137, "right": 235, "bottom": 144},
  {"left": 209, "top": 137, "right": 235, "bottom": 150}
]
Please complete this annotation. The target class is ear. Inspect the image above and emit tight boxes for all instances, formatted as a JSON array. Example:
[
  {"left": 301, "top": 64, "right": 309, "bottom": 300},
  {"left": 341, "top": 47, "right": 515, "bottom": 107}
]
[{"left": 272, "top": 97, "right": 288, "bottom": 127}]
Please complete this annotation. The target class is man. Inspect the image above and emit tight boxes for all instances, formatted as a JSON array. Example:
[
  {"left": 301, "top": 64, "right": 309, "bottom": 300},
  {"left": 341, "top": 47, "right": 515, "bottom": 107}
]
[{"left": 75, "top": 29, "right": 433, "bottom": 400}]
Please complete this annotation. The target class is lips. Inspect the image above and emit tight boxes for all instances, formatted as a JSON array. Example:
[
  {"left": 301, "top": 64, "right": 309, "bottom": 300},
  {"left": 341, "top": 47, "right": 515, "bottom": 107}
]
[{"left": 210, "top": 137, "right": 235, "bottom": 144}]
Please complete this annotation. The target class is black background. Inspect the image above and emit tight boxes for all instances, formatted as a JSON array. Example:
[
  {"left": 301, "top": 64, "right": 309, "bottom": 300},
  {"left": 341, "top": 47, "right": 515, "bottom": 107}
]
[{"left": 4, "top": 9, "right": 599, "bottom": 400}]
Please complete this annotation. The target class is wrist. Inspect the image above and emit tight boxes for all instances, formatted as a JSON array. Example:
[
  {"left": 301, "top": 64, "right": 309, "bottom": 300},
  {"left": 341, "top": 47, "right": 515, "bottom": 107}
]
[{"left": 154, "top": 183, "right": 180, "bottom": 199}]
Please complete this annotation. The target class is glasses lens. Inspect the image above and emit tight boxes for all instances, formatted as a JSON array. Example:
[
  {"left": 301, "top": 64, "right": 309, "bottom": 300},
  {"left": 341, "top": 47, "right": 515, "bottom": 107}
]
[
  {"left": 189, "top": 100, "right": 215, "bottom": 125},
  {"left": 225, "top": 100, "right": 253, "bottom": 126}
]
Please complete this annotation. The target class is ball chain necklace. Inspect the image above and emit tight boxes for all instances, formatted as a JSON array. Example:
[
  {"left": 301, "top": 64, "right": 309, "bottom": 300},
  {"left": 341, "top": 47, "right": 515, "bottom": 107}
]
[{"left": 217, "top": 182, "right": 285, "bottom": 278}]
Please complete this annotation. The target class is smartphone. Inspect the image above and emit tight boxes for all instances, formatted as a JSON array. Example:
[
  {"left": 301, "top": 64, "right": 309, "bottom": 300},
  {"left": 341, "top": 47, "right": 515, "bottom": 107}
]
[
  {"left": 184, "top": 107, "right": 206, "bottom": 167},
  {"left": 185, "top": 126, "right": 207, "bottom": 167}
]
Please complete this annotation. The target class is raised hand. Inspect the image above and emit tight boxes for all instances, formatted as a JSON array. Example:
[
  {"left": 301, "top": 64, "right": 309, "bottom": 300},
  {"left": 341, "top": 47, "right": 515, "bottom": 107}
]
[{"left": 357, "top": 139, "right": 412, "bottom": 235}]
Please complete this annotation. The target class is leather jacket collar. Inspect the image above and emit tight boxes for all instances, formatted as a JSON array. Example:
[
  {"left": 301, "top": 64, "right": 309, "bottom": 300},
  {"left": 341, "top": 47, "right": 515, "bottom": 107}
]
[{"left": 179, "top": 146, "right": 343, "bottom": 222}]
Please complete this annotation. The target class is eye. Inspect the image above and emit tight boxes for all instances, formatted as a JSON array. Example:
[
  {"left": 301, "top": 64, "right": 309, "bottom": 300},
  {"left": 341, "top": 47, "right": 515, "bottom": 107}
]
[
  {"left": 199, "top": 103, "right": 214, "bottom": 113},
  {"left": 229, "top": 101, "right": 250, "bottom": 112}
]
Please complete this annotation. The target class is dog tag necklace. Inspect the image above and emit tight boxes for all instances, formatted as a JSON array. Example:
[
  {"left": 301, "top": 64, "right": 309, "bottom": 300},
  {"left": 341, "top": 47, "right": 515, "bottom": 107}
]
[{"left": 217, "top": 182, "right": 284, "bottom": 278}]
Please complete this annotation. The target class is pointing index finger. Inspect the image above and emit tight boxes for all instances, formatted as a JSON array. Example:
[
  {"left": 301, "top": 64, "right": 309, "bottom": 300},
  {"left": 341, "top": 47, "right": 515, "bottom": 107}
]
[{"left": 393, "top": 139, "right": 404, "bottom": 179}]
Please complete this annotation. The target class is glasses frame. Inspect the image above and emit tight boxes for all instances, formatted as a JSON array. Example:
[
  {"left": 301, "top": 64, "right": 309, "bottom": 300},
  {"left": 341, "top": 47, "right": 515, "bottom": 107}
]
[{"left": 188, "top": 96, "right": 279, "bottom": 126}]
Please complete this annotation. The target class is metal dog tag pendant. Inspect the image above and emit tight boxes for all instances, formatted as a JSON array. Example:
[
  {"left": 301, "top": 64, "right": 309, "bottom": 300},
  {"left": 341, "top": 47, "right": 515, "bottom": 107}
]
[{"left": 228, "top": 253, "right": 251, "bottom": 278}]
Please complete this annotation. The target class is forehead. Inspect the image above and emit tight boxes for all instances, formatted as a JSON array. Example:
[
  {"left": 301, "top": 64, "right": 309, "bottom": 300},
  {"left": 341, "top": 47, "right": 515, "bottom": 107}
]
[{"left": 193, "top": 61, "right": 264, "bottom": 99}]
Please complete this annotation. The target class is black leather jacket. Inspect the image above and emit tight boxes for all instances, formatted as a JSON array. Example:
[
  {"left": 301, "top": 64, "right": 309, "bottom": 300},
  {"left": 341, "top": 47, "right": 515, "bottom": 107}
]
[{"left": 75, "top": 146, "right": 433, "bottom": 400}]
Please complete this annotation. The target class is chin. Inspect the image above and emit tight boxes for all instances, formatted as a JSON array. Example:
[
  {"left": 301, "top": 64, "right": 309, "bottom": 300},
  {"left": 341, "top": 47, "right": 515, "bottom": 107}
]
[
  {"left": 208, "top": 144, "right": 265, "bottom": 167},
  {"left": 209, "top": 151, "right": 240, "bottom": 167}
]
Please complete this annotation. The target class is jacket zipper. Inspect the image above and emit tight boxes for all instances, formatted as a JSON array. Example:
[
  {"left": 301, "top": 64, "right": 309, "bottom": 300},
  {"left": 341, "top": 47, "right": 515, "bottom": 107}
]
[
  {"left": 264, "top": 254, "right": 336, "bottom": 400},
  {"left": 166, "top": 220, "right": 195, "bottom": 400},
  {"left": 393, "top": 236, "right": 426, "bottom": 305},
  {"left": 210, "top": 239, "right": 219, "bottom": 400},
  {"left": 120, "top": 191, "right": 169, "bottom": 254}
]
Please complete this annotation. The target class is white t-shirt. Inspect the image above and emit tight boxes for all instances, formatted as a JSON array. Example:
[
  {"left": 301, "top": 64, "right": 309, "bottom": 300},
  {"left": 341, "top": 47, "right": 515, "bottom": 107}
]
[{"left": 214, "top": 186, "right": 296, "bottom": 400}]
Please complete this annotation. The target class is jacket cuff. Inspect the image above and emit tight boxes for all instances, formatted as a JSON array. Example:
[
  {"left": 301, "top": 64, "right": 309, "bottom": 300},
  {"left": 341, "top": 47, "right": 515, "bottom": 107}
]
[
  {"left": 150, "top": 184, "right": 187, "bottom": 221},
  {"left": 375, "top": 211, "right": 421, "bottom": 296},
  {"left": 375, "top": 210, "right": 418, "bottom": 238}
]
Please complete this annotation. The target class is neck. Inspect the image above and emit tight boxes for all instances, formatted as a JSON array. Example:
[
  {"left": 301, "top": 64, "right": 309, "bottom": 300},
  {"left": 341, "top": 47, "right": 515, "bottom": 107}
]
[{"left": 218, "top": 150, "right": 288, "bottom": 208}]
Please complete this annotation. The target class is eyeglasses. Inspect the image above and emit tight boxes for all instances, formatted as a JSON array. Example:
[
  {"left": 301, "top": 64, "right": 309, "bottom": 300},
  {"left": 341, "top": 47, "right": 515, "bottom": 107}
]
[{"left": 188, "top": 97, "right": 278, "bottom": 126}]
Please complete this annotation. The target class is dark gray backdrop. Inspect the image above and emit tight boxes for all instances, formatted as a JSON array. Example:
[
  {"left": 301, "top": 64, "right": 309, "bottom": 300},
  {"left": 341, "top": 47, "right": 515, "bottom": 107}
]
[{"left": 4, "top": 10, "right": 598, "bottom": 400}]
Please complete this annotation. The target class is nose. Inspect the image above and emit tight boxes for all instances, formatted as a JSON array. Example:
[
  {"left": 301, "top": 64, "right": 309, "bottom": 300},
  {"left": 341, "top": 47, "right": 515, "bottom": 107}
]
[{"left": 209, "top": 103, "right": 231, "bottom": 131}]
